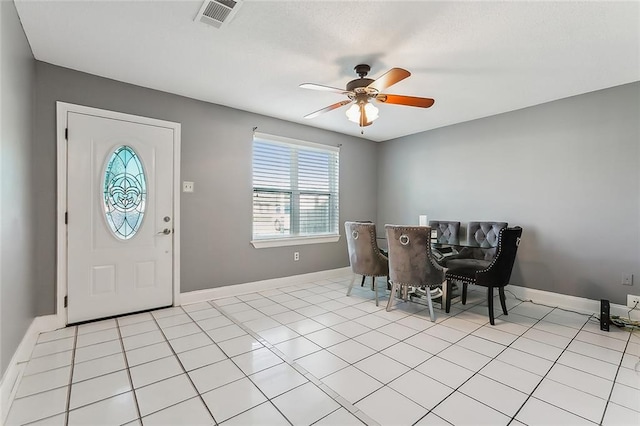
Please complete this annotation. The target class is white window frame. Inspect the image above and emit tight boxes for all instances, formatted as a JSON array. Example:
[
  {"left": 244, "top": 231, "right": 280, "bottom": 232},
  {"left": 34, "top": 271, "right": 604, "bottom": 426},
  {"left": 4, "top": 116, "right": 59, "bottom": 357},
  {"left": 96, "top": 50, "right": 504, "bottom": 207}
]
[{"left": 251, "top": 132, "right": 340, "bottom": 249}]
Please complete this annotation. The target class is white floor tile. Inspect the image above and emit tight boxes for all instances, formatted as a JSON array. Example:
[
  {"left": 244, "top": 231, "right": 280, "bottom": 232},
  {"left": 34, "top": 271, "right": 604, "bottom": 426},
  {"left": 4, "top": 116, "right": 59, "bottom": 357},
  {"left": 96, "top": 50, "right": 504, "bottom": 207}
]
[
  {"left": 312, "top": 312, "right": 349, "bottom": 327},
  {"left": 77, "top": 319, "right": 117, "bottom": 335},
  {"left": 295, "top": 350, "right": 349, "bottom": 379},
  {"left": 135, "top": 374, "right": 197, "bottom": 417},
  {"left": 125, "top": 341, "right": 173, "bottom": 367},
  {"left": 314, "top": 408, "right": 365, "bottom": 426},
  {"left": 74, "top": 340, "right": 122, "bottom": 364},
  {"left": 472, "top": 325, "right": 519, "bottom": 346},
  {"left": 271, "top": 310, "right": 306, "bottom": 325},
  {"left": 218, "top": 334, "right": 263, "bottom": 357},
  {"left": 142, "top": 396, "right": 214, "bottom": 425},
  {"left": 495, "top": 347, "right": 553, "bottom": 376},
  {"left": 567, "top": 340, "right": 624, "bottom": 365},
  {"left": 415, "top": 356, "right": 475, "bottom": 389},
  {"left": 155, "top": 313, "right": 195, "bottom": 329},
  {"left": 382, "top": 341, "right": 432, "bottom": 368},
  {"left": 355, "top": 385, "right": 427, "bottom": 426},
  {"left": 75, "top": 328, "right": 119, "bottom": 348},
  {"left": 188, "top": 307, "right": 223, "bottom": 321},
  {"left": 5, "top": 386, "right": 68, "bottom": 425},
  {"left": 509, "top": 302, "right": 554, "bottom": 319},
  {"left": 24, "top": 350, "right": 73, "bottom": 375},
  {"left": 243, "top": 317, "right": 280, "bottom": 332},
  {"left": 404, "top": 332, "right": 451, "bottom": 355},
  {"left": 327, "top": 339, "right": 376, "bottom": 364},
  {"left": 221, "top": 401, "right": 289, "bottom": 426},
  {"left": 69, "top": 370, "right": 131, "bottom": 409},
  {"left": 117, "top": 312, "right": 154, "bottom": 327},
  {"left": 479, "top": 359, "right": 543, "bottom": 394},
  {"left": 257, "top": 325, "right": 300, "bottom": 345},
  {"left": 73, "top": 352, "right": 126, "bottom": 383},
  {"left": 24, "top": 413, "right": 66, "bottom": 426},
  {"left": 533, "top": 319, "right": 580, "bottom": 338},
  {"left": 353, "top": 330, "right": 399, "bottom": 351},
  {"left": 609, "top": 382, "right": 640, "bottom": 412},
  {"left": 206, "top": 324, "right": 246, "bottom": 342},
  {"left": 16, "top": 366, "right": 71, "bottom": 398},
  {"left": 162, "top": 322, "right": 201, "bottom": 339},
  {"left": 119, "top": 320, "right": 159, "bottom": 337},
  {"left": 616, "top": 365, "right": 640, "bottom": 390},
  {"left": 168, "top": 332, "right": 212, "bottom": 353},
  {"left": 546, "top": 363, "right": 614, "bottom": 399},
  {"left": 423, "top": 324, "right": 468, "bottom": 343},
  {"left": 438, "top": 344, "right": 492, "bottom": 372},
  {"left": 602, "top": 401, "right": 640, "bottom": 426},
  {"left": 271, "top": 382, "right": 340, "bottom": 426},
  {"left": 575, "top": 329, "right": 628, "bottom": 352},
  {"left": 322, "top": 366, "right": 383, "bottom": 404},
  {"left": 459, "top": 374, "right": 528, "bottom": 417},
  {"left": 122, "top": 330, "right": 165, "bottom": 351},
  {"left": 296, "top": 305, "right": 329, "bottom": 318},
  {"left": 188, "top": 359, "right": 245, "bottom": 394},
  {"left": 543, "top": 310, "right": 590, "bottom": 329},
  {"left": 354, "top": 353, "right": 410, "bottom": 384},
  {"left": 516, "top": 397, "right": 595, "bottom": 425},
  {"left": 232, "top": 347, "right": 284, "bottom": 375},
  {"left": 249, "top": 362, "right": 308, "bottom": 398},
  {"left": 456, "top": 334, "right": 505, "bottom": 358},
  {"left": 329, "top": 321, "right": 370, "bottom": 338},
  {"left": 414, "top": 412, "right": 451, "bottom": 425},
  {"left": 177, "top": 343, "right": 227, "bottom": 371},
  {"left": 434, "top": 390, "right": 510, "bottom": 425},
  {"left": 182, "top": 301, "right": 213, "bottom": 312},
  {"left": 68, "top": 391, "right": 138, "bottom": 426},
  {"left": 305, "top": 328, "right": 349, "bottom": 347},
  {"left": 31, "top": 337, "right": 75, "bottom": 359},
  {"left": 510, "top": 336, "right": 563, "bottom": 361},
  {"left": 388, "top": 369, "right": 453, "bottom": 410},
  {"left": 522, "top": 328, "right": 572, "bottom": 349},
  {"left": 274, "top": 336, "right": 322, "bottom": 360},
  {"left": 37, "top": 327, "right": 76, "bottom": 344},
  {"left": 395, "top": 314, "right": 436, "bottom": 332},
  {"left": 130, "top": 355, "right": 183, "bottom": 388},
  {"left": 556, "top": 349, "right": 619, "bottom": 381},
  {"left": 197, "top": 315, "right": 234, "bottom": 331},
  {"left": 201, "top": 377, "right": 267, "bottom": 423},
  {"left": 533, "top": 378, "right": 607, "bottom": 423},
  {"left": 439, "top": 317, "right": 482, "bottom": 334}
]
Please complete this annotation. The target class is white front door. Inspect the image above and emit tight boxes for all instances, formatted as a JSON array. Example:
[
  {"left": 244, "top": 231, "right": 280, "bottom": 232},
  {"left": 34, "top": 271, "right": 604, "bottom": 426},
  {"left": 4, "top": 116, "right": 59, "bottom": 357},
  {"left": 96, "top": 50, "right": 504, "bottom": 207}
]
[{"left": 66, "top": 111, "right": 175, "bottom": 323}]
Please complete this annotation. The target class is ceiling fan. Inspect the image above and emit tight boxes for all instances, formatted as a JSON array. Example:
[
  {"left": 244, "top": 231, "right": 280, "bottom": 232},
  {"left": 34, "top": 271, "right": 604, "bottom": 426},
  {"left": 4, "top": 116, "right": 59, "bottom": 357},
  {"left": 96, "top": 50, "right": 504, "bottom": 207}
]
[{"left": 300, "top": 64, "right": 435, "bottom": 129}]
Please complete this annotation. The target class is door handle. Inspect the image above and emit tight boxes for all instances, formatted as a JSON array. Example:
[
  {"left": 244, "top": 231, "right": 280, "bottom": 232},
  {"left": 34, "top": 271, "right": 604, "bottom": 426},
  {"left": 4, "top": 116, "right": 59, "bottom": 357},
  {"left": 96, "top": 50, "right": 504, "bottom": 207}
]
[{"left": 157, "top": 228, "right": 172, "bottom": 235}]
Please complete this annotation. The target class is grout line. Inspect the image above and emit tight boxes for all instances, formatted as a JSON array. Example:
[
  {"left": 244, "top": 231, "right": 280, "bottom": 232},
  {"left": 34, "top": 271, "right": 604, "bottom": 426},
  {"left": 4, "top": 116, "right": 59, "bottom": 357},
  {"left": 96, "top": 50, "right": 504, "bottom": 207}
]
[
  {"left": 598, "top": 327, "right": 634, "bottom": 425},
  {"left": 115, "top": 318, "right": 143, "bottom": 423},
  {"left": 63, "top": 326, "right": 78, "bottom": 426}
]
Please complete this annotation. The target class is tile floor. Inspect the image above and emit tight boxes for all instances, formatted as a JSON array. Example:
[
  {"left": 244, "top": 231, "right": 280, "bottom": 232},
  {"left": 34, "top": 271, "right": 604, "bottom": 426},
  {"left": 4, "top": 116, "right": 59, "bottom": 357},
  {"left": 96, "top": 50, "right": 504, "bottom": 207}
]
[{"left": 5, "top": 275, "right": 640, "bottom": 425}]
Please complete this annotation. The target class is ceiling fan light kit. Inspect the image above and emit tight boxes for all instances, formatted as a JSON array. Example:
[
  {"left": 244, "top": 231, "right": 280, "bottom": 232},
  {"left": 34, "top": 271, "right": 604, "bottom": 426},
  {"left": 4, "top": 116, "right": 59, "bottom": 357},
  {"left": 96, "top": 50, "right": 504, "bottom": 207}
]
[{"left": 300, "top": 64, "right": 434, "bottom": 131}]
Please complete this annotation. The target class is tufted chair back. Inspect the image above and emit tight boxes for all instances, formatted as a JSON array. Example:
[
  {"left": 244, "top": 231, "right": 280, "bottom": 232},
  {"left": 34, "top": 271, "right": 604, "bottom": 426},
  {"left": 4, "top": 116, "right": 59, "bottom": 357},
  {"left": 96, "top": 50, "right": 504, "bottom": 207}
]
[
  {"left": 468, "top": 222, "right": 508, "bottom": 248},
  {"left": 344, "top": 222, "right": 388, "bottom": 277},
  {"left": 428, "top": 220, "right": 460, "bottom": 244}
]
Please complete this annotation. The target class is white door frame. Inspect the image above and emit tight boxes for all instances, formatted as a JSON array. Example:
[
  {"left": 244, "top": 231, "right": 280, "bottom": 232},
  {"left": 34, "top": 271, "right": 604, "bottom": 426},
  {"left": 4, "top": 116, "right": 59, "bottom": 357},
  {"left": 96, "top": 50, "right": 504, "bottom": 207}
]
[{"left": 56, "top": 102, "right": 181, "bottom": 324}]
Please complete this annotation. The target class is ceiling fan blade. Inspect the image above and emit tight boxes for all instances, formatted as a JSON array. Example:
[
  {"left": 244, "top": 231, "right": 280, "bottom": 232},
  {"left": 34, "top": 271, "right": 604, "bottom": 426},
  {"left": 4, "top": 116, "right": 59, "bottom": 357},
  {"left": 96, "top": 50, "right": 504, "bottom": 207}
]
[
  {"left": 367, "top": 68, "right": 411, "bottom": 92},
  {"left": 299, "top": 83, "right": 350, "bottom": 95},
  {"left": 376, "top": 94, "right": 435, "bottom": 108},
  {"left": 304, "top": 100, "right": 352, "bottom": 119}
]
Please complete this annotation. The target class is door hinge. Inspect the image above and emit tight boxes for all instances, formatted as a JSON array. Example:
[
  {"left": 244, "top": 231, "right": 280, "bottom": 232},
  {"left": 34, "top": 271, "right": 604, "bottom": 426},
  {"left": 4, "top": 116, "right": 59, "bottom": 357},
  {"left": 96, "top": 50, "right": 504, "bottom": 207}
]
[
  {"left": 65, "top": 128, "right": 68, "bottom": 140},
  {"left": 64, "top": 296, "right": 68, "bottom": 308},
  {"left": 65, "top": 212, "right": 68, "bottom": 225}
]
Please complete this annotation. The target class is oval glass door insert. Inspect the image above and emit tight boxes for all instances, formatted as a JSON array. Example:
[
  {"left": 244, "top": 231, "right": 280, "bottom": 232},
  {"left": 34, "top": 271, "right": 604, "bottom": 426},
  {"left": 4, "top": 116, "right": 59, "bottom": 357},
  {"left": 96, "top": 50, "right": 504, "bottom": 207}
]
[{"left": 103, "top": 145, "right": 147, "bottom": 239}]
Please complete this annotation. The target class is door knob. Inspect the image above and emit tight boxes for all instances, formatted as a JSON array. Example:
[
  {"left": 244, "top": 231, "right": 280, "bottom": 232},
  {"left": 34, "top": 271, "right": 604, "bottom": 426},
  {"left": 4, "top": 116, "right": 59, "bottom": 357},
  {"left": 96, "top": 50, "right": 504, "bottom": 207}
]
[{"left": 157, "top": 228, "right": 172, "bottom": 235}]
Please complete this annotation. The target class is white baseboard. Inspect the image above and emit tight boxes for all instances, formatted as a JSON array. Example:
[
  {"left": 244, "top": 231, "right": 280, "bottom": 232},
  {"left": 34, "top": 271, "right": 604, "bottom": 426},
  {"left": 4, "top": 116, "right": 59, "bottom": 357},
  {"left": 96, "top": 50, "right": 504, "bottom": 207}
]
[
  {"left": 1, "top": 314, "right": 65, "bottom": 423},
  {"left": 506, "top": 285, "right": 640, "bottom": 321},
  {"left": 180, "top": 267, "right": 352, "bottom": 305}
]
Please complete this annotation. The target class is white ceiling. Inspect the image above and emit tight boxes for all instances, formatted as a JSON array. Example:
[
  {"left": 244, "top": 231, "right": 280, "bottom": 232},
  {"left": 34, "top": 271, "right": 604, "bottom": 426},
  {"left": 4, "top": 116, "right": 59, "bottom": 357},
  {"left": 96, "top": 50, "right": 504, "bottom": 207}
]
[{"left": 15, "top": 0, "right": 640, "bottom": 142}]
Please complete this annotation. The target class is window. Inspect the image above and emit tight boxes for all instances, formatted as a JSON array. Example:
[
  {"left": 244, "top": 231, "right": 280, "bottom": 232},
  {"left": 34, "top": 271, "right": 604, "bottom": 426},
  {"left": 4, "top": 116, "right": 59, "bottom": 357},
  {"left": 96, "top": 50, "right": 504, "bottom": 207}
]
[
  {"left": 103, "top": 145, "right": 147, "bottom": 240},
  {"left": 251, "top": 132, "right": 340, "bottom": 248}
]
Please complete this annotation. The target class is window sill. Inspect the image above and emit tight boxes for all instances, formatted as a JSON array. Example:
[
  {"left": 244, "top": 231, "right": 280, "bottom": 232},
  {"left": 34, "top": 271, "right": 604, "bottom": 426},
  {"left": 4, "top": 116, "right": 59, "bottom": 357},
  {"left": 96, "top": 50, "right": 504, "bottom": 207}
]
[{"left": 251, "top": 234, "right": 340, "bottom": 249}]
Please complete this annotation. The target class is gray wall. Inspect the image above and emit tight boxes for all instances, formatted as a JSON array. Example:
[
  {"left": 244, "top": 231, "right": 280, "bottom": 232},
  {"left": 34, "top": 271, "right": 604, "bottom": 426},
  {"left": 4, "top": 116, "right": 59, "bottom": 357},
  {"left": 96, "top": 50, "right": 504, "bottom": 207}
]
[
  {"left": 1, "top": 1, "right": 36, "bottom": 375},
  {"left": 34, "top": 62, "right": 378, "bottom": 316},
  {"left": 377, "top": 82, "right": 640, "bottom": 305}
]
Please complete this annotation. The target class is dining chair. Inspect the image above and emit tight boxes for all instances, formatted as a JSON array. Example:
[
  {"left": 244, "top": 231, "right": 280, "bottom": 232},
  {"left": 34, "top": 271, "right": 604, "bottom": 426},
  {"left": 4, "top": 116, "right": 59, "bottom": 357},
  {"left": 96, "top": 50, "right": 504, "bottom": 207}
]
[
  {"left": 428, "top": 220, "right": 460, "bottom": 244},
  {"left": 385, "top": 225, "right": 445, "bottom": 321},
  {"left": 344, "top": 221, "right": 389, "bottom": 306},
  {"left": 444, "top": 226, "right": 522, "bottom": 325}
]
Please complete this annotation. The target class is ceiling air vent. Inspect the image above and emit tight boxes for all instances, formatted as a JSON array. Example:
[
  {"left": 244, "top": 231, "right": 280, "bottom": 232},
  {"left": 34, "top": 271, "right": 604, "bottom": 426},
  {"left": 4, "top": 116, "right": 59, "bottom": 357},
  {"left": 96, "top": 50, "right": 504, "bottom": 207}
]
[{"left": 194, "top": 0, "right": 243, "bottom": 29}]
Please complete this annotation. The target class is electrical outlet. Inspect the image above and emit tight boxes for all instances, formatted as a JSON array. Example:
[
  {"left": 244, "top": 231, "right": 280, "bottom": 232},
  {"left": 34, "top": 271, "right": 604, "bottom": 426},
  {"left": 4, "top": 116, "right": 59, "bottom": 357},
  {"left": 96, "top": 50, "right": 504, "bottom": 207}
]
[
  {"left": 622, "top": 273, "right": 633, "bottom": 286},
  {"left": 294, "top": 252, "right": 299, "bottom": 261},
  {"left": 182, "top": 181, "right": 194, "bottom": 193},
  {"left": 628, "top": 295, "right": 640, "bottom": 309}
]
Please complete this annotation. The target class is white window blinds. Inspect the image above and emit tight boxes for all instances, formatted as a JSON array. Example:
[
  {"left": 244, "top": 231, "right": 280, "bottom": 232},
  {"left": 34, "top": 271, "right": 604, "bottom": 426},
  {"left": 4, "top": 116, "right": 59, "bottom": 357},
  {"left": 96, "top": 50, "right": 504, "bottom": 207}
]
[{"left": 252, "top": 133, "right": 339, "bottom": 244}]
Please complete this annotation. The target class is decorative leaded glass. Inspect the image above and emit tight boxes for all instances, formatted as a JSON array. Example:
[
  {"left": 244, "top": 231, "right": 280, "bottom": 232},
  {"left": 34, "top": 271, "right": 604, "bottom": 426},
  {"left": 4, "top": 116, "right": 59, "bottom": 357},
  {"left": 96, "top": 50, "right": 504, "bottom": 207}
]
[{"left": 103, "top": 146, "right": 147, "bottom": 239}]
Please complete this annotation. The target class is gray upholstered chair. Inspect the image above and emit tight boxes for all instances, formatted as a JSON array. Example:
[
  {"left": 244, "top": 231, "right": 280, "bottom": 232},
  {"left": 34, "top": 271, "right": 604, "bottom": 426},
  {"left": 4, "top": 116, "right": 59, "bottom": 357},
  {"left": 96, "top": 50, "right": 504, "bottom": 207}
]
[
  {"left": 443, "top": 221, "right": 507, "bottom": 304},
  {"left": 385, "top": 225, "right": 445, "bottom": 321},
  {"left": 445, "top": 227, "right": 522, "bottom": 325},
  {"left": 345, "top": 221, "right": 389, "bottom": 306},
  {"left": 428, "top": 220, "right": 460, "bottom": 244}
]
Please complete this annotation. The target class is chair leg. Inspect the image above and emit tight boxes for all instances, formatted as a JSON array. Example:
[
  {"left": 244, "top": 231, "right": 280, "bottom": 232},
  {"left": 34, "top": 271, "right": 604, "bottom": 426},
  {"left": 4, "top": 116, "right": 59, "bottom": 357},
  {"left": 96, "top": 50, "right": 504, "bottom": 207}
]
[
  {"left": 361, "top": 275, "right": 366, "bottom": 287},
  {"left": 461, "top": 283, "right": 468, "bottom": 305},
  {"left": 445, "top": 279, "right": 453, "bottom": 313},
  {"left": 487, "top": 287, "right": 495, "bottom": 325},
  {"left": 386, "top": 282, "right": 399, "bottom": 311},
  {"left": 387, "top": 275, "right": 391, "bottom": 290},
  {"left": 425, "top": 287, "right": 435, "bottom": 322},
  {"left": 374, "top": 277, "right": 379, "bottom": 307},
  {"left": 499, "top": 287, "right": 508, "bottom": 315},
  {"left": 347, "top": 274, "right": 357, "bottom": 296}
]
